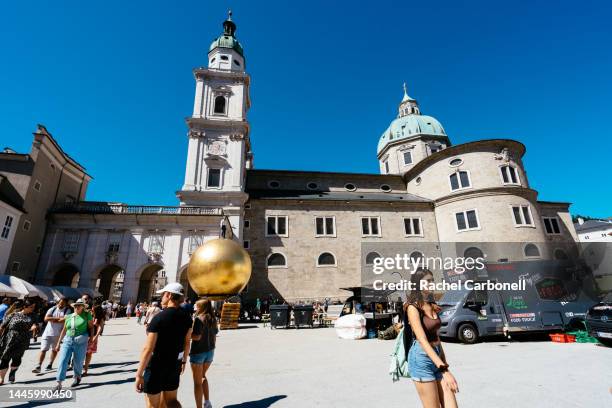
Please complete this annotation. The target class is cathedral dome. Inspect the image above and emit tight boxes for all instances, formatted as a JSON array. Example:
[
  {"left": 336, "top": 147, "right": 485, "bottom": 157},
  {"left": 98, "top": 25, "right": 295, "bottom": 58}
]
[
  {"left": 209, "top": 11, "right": 244, "bottom": 58},
  {"left": 377, "top": 114, "right": 446, "bottom": 154}
]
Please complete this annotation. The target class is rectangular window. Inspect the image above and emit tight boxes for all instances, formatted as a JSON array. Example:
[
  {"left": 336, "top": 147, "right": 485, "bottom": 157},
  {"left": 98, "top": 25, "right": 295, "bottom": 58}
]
[
  {"left": 23, "top": 220, "right": 31, "bottom": 231},
  {"left": 543, "top": 217, "right": 561, "bottom": 234},
  {"left": 11, "top": 262, "right": 20, "bottom": 273},
  {"left": 266, "top": 216, "right": 288, "bottom": 237},
  {"left": 243, "top": 240, "right": 250, "bottom": 249},
  {"left": 511, "top": 205, "right": 534, "bottom": 226},
  {"left": 450, "top": 171, "right": 471, "bottom": 191},
  {"left": 108, "top": 233, "right": 121, "bottom": 252},
  {"left": 34, "top": 180, "right": 42, "bottom": 191},
  {"left": 315, "top": 217, "right": 335, "bottom": 236},
  {"left": 63, "top": 231, "right": 80, "bottom": 252},
  {"left": 244, "top": 220, "right": 250, "bottom": 229},
  {"left": 1, "top": 215, "right": 14, "bottom": 239},
  {"left": 403, "top": 218, "right": 422, "bottom": 236},
  {"left": 207, "top": 168, "right": 221, "bottom": 188},
  {"left": 455, "top": 210, "right": 480, "bottom": 231},
  {"left": 384, "top": 161, "right": 389, "bottom": 174},
  {"left": 148, "top": 234, "right": 164, "bottom": 253},
  {"left": 189, "top": 235, "right": 204, "bottom": 253},
  {"left": 500, "top": 165, "right": 519, "bottom": 185},
  {"left": 403, "top": 151, "right": 413, "bottom": 165},
  {"left": 361, "top": 217, "right": 381, "bottom": 236}
]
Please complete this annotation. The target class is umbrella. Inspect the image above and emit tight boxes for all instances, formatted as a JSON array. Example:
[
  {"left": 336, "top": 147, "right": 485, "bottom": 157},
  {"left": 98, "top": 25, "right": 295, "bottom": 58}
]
[
  {"left": 51, "top": 286, "right": 83, "bottom": 300},
  {"left": 0, "top": 275, "right": 47, "bottom": 300},
  {"left": 76, "top": 287, "right": 103, "bottom": 298},
  {"left": 0, "top": 282, "right": 21, "bottom": 298},
  {"left": 34, "top": 285, "right": 64, "bottom": 302}
]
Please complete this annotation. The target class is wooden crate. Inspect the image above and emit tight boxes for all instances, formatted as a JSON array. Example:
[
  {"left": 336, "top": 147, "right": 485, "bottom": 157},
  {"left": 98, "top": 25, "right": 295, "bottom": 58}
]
[{"left": 220, "top": 302, "right": 240, "bottom": 330}]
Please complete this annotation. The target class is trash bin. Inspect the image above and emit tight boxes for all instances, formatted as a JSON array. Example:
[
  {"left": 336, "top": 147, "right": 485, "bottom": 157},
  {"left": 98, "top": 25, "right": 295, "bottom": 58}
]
[
  {"left": 293, "top": 305, "right": 314, "bottom": 328},
  {"left": 270, "top": 305, "right": 291, "bottom": 328}
]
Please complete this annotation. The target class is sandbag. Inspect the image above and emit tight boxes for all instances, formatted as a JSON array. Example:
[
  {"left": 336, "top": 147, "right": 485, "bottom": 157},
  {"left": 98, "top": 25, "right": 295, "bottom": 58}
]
[{"left": 334, "top": 314, "right": 367, "bottom": 340}]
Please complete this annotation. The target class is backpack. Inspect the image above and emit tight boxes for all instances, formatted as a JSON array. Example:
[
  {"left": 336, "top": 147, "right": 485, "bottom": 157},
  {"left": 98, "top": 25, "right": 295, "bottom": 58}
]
[
  {"left": 401, "top": 303, "right": 426, "bottom": 360},
  {"left": 389, "top": 328, "right": 410, "bottom": 381}
]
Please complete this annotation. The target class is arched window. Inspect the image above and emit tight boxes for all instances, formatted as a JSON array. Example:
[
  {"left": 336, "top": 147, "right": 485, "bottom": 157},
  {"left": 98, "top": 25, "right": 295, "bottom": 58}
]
[
  {"left": 365, "top": 251, "right": 381, "bottom": 265},
  {"left": 267, "top": 253, "right": 286, "bottom": 268},
  {"left": 317, "top": 252, "right": 336, "bottom": 267},
  {"left": 214, "top": 95, "right": 226, "bottom": 115},
  {"left": 464, "top": 247, "right": 484, "bottom": 260},
  {"left": 524, "top": 243, "right": 541, "bottom": 258},
  {"left": 554, "top": 248, "right": 569, "bottom": 260}
]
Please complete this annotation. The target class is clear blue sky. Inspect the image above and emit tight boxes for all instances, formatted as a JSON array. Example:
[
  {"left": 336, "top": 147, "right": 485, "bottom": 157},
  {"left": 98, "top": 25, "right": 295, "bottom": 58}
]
[{"left": 1, "top": 1, "right": 610, "bottom": 217}]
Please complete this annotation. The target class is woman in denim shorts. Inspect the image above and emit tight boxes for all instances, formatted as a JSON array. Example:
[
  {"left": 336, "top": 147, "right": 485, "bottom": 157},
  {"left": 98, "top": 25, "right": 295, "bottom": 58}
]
[
  {"left": 406, "top": 269, "right": 460, "bottom": 408},
  {"left": 190, "top": 299, "right": 218, "bottom": 408}
]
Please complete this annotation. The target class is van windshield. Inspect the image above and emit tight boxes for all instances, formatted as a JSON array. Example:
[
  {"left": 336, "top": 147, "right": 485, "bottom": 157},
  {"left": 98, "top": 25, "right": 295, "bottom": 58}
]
[{"left": 438, "top": 289, "right": 469, "bottom": 307}]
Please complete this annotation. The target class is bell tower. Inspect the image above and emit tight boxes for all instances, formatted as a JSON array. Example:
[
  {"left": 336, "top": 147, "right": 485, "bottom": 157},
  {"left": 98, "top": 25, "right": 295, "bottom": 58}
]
[{"left": 177, "top": 11, "right": 252, "bottom": 238}]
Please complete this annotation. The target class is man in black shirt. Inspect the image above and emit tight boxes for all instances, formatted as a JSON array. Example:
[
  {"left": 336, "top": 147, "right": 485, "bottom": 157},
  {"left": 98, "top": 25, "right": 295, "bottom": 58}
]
[{"left": 135, "top": 283, "right": 193, "bottom": 407}]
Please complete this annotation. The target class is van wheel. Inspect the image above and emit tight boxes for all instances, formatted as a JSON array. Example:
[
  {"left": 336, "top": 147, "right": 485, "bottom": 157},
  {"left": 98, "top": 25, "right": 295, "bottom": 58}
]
[
  {"left": 458, "top": 323, "right": 478, "bottom": 344},
  {"left": 598, "top": 338, "right": 612, "bottom": 347}
]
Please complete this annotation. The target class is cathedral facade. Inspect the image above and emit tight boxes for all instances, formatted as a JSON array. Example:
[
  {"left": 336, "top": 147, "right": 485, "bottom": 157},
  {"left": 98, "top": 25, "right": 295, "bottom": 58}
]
[{"left": 34, "top": 14, "right": 579, "bottom": 303}]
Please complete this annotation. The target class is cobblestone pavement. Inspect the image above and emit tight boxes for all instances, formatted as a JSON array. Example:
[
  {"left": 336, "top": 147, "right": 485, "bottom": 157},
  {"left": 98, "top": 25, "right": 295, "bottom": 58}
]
[{"left": 2, "top": 318, "right": 610, "bottom": 407}]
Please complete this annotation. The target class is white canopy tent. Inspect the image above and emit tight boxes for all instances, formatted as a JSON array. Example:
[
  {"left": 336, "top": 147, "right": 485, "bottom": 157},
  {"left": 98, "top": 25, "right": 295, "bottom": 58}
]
[
  {"left": 0, "top": 275, "right": 47, "bottom": 300},
  {"left": 0, "top": 282, "right": 21, "bottom": 298}
]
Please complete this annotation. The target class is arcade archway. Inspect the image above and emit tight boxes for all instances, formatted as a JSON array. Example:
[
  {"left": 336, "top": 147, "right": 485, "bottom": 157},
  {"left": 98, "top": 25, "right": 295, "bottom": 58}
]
[
  {"left": 52, "top": 264, "right": 80, "bottom": 287},
  {"left": 95, "top": 264, "right": 124, "bottom": 302},
  {"left": 179, "top": 267, "right": 198, "bottom": 300},
  {"left": 137, "top": 264, "right": 165, "bottom": 302}
]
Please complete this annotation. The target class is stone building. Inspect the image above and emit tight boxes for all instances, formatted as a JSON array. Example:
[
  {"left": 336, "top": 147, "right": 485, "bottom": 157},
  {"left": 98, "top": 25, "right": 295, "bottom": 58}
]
[
  {"left": 31, "top": 13, "right": 580, "bottom": 303},
  {"left": 0, "top": 126, "right": 90, "bottom": 281}
]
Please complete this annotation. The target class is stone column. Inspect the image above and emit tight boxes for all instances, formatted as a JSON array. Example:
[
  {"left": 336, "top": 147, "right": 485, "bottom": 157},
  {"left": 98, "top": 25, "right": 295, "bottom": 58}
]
[{"left": 120, "top": 230, "right": 144, "bottom": 304}]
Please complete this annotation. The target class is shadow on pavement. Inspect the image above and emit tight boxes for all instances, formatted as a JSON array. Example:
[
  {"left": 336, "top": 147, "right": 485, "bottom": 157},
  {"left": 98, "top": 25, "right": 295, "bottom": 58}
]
[
  {"left": 89, "top": 361, "right": 138, "bottom": 369},
  {"left": 224, "top": 395, "right": 287, "bottom": 408}
]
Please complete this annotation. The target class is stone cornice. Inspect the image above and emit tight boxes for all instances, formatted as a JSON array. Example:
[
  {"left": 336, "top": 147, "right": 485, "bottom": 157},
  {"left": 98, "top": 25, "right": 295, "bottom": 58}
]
[
  {"left": 403, "top": 139, "right": 526, "bottom": 182},
  {"left": 193, "top": 68, "right": 250, "bottom": 85},
  {"left": 186, "top": 117, "right": 249, "bottom": 136},
  {"left": 433, "top": 186, "right": 538, "bottom": 206}
]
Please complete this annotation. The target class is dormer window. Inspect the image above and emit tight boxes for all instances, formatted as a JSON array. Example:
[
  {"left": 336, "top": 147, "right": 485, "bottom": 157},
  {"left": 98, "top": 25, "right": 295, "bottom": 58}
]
[
  {"left": 214, "top": 95, "right": 227, "bottom": 115},
  {"left": 220, "top": 55, "right": 229, "bottom": 61},
  {"left": 210, "top": 58, "right": 216, "bottom": 64},
  {"left": 234, "top": 60, "right": 241, "bottom": 66}
]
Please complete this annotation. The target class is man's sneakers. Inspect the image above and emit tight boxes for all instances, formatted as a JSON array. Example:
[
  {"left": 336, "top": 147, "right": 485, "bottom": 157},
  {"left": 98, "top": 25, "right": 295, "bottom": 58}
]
[
  {"left": 32, "top": 366, "right": 41, "bottom": 374},
  {"left": 71, "top": 377, "right": 81, "bottom": 387},
  {"left": 45, "top": 364, "right": 53, "bottom": 371},
  {"left": 204, "top": 400, "right": 213, "bottom": 408}
]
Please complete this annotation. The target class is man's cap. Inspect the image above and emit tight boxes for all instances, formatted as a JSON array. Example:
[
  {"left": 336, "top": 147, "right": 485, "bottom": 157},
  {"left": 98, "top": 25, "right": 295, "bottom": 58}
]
[{"left": 156, "top": 282, "right": 185, "bottom": 296}]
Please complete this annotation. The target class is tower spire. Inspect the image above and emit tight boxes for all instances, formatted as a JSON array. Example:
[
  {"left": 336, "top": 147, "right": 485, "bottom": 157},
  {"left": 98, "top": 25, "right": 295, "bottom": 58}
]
[
  {"left": 223, "top": 10, "right": 236, "bottom": 36},
  {"left": 398, "top": 82, "right": 419, "bottom": 117}
]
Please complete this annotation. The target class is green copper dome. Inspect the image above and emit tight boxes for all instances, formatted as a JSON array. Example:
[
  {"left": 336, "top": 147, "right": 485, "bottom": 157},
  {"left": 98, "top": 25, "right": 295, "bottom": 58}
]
[
  {"left": 209, "top": 11, "right": 244, "bottom": 58},
  {"left": 377, "top": 114, "right": 446, "bottom": 154}
]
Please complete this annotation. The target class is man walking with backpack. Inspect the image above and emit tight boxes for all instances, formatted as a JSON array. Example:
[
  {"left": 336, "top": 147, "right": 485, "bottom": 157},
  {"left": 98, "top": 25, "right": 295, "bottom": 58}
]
[
  {"left": 135, "top": 283, "right": 193, "bottom": 407},
  {"left": 32, "top": 298, "right": 71, "bottom": 373}
]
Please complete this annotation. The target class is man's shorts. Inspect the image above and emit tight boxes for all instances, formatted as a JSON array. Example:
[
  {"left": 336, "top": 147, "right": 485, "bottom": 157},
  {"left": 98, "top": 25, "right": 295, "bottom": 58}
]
[
  {"left": 143, "top": 360, "right": 181, "bottom": 395},
  {"left": 40, "top": 336, "right": 58, "bottom": 352}
]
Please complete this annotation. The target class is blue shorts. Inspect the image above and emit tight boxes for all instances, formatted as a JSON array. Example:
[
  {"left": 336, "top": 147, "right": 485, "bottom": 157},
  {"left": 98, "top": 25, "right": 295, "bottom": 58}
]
[
  {"left": 407, "top": 340, "right": 443, "bottom": 382},
  {"left": 190, "top": 350, "right": 214, "bottom": 365}
]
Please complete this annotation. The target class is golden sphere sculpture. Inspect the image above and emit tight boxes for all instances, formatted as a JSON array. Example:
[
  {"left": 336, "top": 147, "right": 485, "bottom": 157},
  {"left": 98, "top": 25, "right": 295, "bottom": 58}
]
[{"left": 187, "top": 238, "right": 252, "bottom": 299}]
